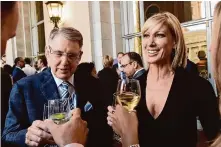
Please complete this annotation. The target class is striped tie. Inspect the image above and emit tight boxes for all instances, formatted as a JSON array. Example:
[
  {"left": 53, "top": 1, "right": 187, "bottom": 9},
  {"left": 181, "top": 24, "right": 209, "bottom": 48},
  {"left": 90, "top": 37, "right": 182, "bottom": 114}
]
[{"left": 60, "top": 82, "right": 70, "bottom": 99}]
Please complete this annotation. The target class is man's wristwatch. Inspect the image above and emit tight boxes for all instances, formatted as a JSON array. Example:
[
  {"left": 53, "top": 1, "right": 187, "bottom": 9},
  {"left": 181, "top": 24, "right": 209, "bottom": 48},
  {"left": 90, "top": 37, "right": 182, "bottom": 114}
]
[{"left": 129, "top": 144, "right": 140, "bottom": 147}]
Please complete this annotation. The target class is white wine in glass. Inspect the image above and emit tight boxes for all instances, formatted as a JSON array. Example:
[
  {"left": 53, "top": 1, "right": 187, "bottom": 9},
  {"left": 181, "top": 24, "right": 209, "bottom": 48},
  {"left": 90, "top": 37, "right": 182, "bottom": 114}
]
[
  {"left": 48, "top": 98, "right": 71, "bottom": 125},
  {"left": 116, "top": 92, "right": 140, "bottom": 112},
  {"left": 112, "top": 79, "right": 141, "bottom": 143},
  {"left": 115, "top": 79, "right": 141, "bottom": 111}
]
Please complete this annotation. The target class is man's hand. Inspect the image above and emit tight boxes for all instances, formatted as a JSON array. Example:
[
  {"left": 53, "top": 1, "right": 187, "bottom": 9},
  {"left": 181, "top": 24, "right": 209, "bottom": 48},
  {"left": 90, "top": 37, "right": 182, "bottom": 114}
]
[
  {"left": 107, "top": 105, "right": 139, "bottom": 147},
  {"left": 44, "top": 108, "right": 88, "bottom": 147},
  {"left": 25, "top": 120, "right": 54, "bottom": 146}
]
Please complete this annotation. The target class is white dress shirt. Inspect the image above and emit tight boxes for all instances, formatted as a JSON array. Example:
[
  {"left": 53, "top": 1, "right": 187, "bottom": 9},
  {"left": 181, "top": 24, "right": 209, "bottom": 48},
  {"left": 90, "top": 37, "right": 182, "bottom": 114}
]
[
  {"left": 64, "top": 143, "right": 84, "bottom": 147},
  {"left": 22, "top": 64, "right": 36, "bottom": 76}
]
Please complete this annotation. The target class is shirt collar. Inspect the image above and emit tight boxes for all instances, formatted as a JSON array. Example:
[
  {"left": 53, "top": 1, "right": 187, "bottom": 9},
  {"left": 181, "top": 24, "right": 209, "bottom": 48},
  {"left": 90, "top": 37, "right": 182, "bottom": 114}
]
[
  {"left": 41, "top": 67, "right": 47, "bottom": 72},
  {"left": 25, "top": 64, "right": 31, "bottom": 67},
  {"left": 51, "top": 69, "right": 74, "bottom": 87},
  {"left": 134, "top": 68, "right": 144, "bottom": 76},
  {"left": 16, "top": 66, "right": 22, "bottom": 70}
]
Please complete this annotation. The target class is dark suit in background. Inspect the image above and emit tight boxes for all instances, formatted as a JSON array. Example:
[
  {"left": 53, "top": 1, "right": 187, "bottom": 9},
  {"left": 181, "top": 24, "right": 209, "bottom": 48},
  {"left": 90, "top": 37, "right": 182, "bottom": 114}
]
[
  {"left": 133, "top": 68, "right": 146, "bottom": 79},
  {"left": 98, "top": 67, "right": 119, "bottom": 107},
  {"left": 132, "top": 69, "right": 147, "bottom": 100},
  {"left": 186, "top": 59, "right": 199, "bottom": 76},
  {"left": 75, "top": 68, "right": 113, "bottom": 147},
  {"left": 12, "top": 67, "right": 26, "bottom": 83},
  {"left": 1, "top": 68, "right": 12, "bottom": 134}
]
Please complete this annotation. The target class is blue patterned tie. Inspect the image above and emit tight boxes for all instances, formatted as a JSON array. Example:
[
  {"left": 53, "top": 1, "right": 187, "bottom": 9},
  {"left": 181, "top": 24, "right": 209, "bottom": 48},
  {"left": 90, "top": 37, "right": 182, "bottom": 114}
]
[{"left": 60, "top": 82, "right": 70, "bottom": 99}]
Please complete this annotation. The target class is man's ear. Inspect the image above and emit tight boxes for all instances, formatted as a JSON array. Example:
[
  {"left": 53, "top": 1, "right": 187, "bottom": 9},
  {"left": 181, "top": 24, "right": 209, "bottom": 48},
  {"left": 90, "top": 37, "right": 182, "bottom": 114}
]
[
  {"left": 79, "top": 50, "right": 83, "bottom": 60},
  {"left": 133, "top": 61, "right": 138, "bottom": 69},
  {"left": 45, "top": 46, "right": 49, "bottom": 57}
]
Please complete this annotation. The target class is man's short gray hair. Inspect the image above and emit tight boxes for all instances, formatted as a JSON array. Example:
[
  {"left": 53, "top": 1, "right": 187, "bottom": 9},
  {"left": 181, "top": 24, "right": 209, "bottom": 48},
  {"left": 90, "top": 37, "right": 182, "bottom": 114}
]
[{"left": 48, "top": 27, "right": 83, "bottom": 48}]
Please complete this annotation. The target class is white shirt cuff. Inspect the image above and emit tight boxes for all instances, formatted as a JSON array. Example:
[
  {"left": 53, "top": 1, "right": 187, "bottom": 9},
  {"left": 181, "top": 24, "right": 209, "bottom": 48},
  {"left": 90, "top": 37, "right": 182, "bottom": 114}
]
[{"left": 64, "top": 143, "right": 84, "bottom": 147}]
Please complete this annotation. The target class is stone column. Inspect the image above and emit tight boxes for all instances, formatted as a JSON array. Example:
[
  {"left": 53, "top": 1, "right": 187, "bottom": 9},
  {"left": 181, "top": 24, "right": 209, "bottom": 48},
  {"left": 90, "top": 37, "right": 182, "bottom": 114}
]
[{"left": 134, "top": 1, "right": 142, "bottom": 55}]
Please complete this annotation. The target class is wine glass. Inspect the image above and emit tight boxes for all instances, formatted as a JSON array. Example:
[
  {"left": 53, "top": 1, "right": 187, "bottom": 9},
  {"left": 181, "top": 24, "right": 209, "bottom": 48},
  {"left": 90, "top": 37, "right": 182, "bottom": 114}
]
[
  {"left": 43, "top": 104, "right": 58, "bottom": 147},
  {"left": 115, "top": 79, "right": 141, "bottom": 112},
  {"left": 112, "top": 79, "right": 141, "bottom": 143},
  {"left": 43, "top": 103, "right": 49, "bottom": 120},
  {"left": 48, "top": 98, "right": 71, "bottom": 125}
]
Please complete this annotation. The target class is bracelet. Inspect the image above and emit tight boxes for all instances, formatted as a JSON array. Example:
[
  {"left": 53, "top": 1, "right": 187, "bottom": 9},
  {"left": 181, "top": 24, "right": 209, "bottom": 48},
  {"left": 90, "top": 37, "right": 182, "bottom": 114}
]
[{"left": 129, "top": 144, "right": 140, "bottom": 147}]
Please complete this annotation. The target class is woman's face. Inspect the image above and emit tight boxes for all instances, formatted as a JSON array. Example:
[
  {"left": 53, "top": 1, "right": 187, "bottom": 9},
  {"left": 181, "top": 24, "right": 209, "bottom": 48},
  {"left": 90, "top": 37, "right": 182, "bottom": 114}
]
[{"left": 142, "top": 23, "right": 175, "bottom": 65}]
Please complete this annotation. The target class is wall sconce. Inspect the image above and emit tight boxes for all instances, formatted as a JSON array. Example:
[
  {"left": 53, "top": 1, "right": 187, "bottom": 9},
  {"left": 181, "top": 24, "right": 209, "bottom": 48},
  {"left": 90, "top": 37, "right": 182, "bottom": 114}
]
[{"left": 45, "top": 1, "right": 63, "bottom": 29}]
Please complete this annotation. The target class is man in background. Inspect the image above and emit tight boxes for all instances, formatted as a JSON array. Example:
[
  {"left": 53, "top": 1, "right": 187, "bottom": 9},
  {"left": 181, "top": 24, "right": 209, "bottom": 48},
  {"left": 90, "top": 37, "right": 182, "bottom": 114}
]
[
  {"left": 37, "top": 55, "right": 48, "bottom": 72},
  {"left": 112, "top": 52, "right": 124, "bottom": 76},
  {"left": 12, "top": 57, "right": 26, "bottom": 82},
  {"left": 186, "top": 48, "right": 199, "bottom": 76},
  {"left": 22, "top": 57, "right": 36, "bottom": 76},
  {"left": 121, "top": 52, "right": 146, "bottom": 79}
]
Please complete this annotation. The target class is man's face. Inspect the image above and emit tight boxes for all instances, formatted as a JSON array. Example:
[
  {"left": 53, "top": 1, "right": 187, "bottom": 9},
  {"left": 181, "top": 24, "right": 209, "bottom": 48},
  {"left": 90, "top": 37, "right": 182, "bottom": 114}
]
[
  {"left": 121, "top": 55, "right": 136, "bottom": 77},
  {"left": 45, "top": 35, "right": 82, "bottom": 81},
  {"left": 117, "top": 53, "right": 124, "bottom": 64},
  {"left": 1, "top": 2, "right": 19, "bottom": 55},
  {"left": 37, "top": 59, "right": 42, "bottom": 69},
  {"left": 18, "top": 58, "right": 25, "bottom": 68}
]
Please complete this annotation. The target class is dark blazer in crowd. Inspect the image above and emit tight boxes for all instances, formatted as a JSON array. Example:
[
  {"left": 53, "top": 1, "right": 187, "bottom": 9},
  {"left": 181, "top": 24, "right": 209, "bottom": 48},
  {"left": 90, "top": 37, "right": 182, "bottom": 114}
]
[
  {"left": 133, "top": 68, "right": 146, "bottom": 79},
  {"left": 12, "top": 67, "right": 26, "bottom": 83},
  {"left": 132, "top": 69, "right": 147, "bottom": 98},
  {"left": 112, "top": 63, "right": 118, "bottom": 71},
  {"left": 2, "top": 68, "right": 112, "bottom": 147},
  {"left": 136, "top": 67, "right": 220, "bottom": 147},
  {"left": 74, "top": 66, "right": 113, "bottom": 147},
  {"left": 1, "top": 68, "right": 12, "bottom": 134},
  {"left": 98, "top": 67, "right": 119, "bottom": 107},
  {"left": 42, "top": 67, "right": 48, "bottom": 72},
  {"left": 186, "top": 59, "right": 199, "bottom": 76}
]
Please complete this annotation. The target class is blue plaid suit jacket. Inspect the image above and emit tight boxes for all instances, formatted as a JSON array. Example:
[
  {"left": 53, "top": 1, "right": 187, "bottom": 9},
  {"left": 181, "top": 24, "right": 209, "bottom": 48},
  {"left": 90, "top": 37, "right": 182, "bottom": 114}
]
[{"left": 2, "top": 69, "right": 60, "bottom": 146}]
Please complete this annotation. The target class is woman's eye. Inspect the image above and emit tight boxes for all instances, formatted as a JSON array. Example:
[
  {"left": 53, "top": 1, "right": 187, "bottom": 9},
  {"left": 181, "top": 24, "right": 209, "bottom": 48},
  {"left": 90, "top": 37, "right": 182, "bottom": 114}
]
[
  {"left": 143, "top": 34, "right": 149, "bottom": 38},
  {"left": 156, "top": 34, "right": 165, "bottom": 38}
]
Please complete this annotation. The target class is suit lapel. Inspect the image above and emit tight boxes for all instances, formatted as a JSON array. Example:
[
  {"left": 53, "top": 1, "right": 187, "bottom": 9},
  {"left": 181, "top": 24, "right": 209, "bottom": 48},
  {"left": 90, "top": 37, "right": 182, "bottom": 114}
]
[
  {"left": 40, "top": 69, "right": 60, "bottom": 100},
  {"left": 133, "top": 68, "right": 146, "bottom": 79}
]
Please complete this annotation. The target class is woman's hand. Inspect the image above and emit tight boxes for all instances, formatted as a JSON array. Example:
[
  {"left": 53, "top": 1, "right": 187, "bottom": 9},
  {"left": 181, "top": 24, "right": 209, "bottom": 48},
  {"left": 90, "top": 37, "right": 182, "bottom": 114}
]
[{"left": 107, "top": 105, "right": 139, "bottom": 147}]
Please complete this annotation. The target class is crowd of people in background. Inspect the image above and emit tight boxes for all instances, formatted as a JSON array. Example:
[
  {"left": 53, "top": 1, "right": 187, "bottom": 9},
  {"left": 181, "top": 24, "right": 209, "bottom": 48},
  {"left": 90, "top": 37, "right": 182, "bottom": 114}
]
[
  {"left": 1, "top": 1, "right": 221, "bottom": 147},
  {"left": 1, "top": 55, "right": 48, "bottom": 83}
]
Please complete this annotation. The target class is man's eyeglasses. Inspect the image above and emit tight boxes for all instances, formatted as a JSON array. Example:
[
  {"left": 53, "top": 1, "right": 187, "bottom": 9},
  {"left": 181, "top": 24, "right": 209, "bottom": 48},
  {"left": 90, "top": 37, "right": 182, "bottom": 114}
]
[
  {"left": 48, "top": 45, "right": 83, "bottom": 61},
  {"left": 120, "top": 61, "right": 133, "bottom": 68}
]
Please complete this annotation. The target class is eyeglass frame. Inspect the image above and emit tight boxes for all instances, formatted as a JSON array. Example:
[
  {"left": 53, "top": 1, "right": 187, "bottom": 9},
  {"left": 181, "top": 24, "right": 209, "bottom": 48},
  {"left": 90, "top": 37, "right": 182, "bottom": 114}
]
[
  {"left": 48, "top": 45, "right": 83, "bottom": 61},
  {"left": 120, "top": 61, "right": 134, "bottom": 68}
]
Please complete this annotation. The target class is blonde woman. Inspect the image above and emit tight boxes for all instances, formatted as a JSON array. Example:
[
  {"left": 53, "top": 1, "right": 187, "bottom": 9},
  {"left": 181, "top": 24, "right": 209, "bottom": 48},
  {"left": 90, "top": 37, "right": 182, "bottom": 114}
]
[
  {"left": 108, "top": 12, "right": 220, "bottom": 147},
  {"left": 98, "top": 55, "right": 119, "bottom": 107}
]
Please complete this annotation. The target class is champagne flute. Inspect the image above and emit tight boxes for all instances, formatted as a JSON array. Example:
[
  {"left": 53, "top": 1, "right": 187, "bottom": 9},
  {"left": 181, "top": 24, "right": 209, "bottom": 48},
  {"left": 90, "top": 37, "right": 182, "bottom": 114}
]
[
  {"left": 112, "top": 79, "right": 141, "bottom": 143},
  {"left": 48, "top": 98, "right": 71, "bottom": 125}
]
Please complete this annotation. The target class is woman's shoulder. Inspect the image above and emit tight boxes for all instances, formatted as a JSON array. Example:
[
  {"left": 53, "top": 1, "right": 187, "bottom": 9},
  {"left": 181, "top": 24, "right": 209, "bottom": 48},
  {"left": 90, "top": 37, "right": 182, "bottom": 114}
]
[{"left": 175, "top": 67, "right": 214, "bottom": 93}]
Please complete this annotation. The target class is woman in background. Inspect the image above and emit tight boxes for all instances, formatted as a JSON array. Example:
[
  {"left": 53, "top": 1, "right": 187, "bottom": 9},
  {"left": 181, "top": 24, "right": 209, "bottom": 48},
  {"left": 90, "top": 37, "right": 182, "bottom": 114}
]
[{"left": 98, "top": 55, "right": 119, "bottom": 107}]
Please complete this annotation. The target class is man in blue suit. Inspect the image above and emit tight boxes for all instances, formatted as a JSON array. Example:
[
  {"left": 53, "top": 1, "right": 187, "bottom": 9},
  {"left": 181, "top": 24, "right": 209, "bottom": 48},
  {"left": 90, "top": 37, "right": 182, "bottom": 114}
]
[
  {"left": 121, "top": 52, "right": 146, "bottom": 80},
  {"left": 12, "top": 57, "right": 26, "bottom": 82},
  {"left": 2, "top": 27, "right": 109, "bottom": 147}
]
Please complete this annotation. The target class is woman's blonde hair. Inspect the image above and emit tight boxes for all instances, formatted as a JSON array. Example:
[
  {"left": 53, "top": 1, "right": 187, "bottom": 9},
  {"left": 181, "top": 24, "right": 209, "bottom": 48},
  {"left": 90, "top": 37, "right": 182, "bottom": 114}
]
[
  {"left": 103, "top": 55, "right": 113, "bottom": 68},
  {"left": 141, "top": 12, "right": 187, "bottom": 71},
  {"left": 212, "top": 2, "right": 221, "bottom": 97},
  {"left": 211, "top": 2, "right": 221, "bottom": 147}
]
